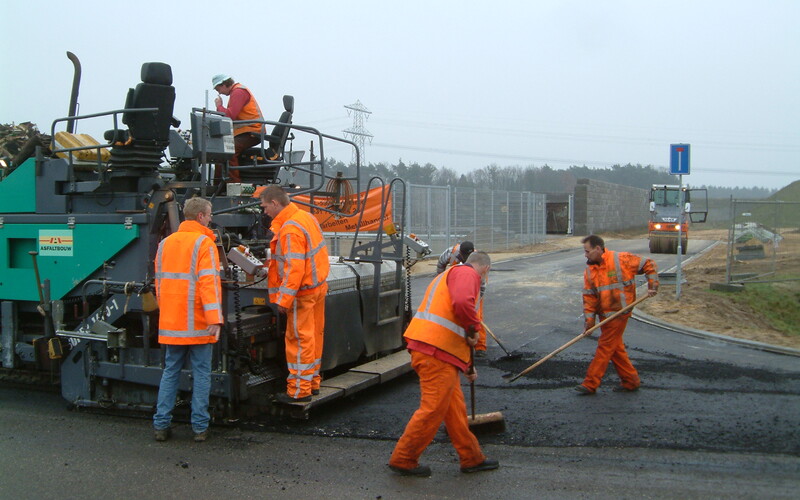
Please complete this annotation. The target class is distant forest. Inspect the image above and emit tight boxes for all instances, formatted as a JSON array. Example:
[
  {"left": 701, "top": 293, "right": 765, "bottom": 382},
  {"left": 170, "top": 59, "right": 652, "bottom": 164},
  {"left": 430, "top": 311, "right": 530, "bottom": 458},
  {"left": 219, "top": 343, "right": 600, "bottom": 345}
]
[{"left": 324, "top": 158, "right": 776, "bottom": 199}]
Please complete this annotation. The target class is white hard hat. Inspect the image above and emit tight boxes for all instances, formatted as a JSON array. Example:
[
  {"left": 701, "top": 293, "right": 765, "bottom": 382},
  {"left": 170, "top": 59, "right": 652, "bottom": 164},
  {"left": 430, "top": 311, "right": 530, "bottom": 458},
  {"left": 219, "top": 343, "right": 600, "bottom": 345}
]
[{"left": 211, "top": 74, "right": 230, "bottom": 88}]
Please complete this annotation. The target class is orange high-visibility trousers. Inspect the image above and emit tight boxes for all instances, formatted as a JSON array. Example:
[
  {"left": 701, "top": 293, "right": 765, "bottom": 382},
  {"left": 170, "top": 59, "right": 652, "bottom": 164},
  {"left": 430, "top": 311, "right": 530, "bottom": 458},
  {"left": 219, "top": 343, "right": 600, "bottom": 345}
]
[
  {"left": 389, "top": 350, "right": 485, "bottom": 470},
  {"left": 285, "top": 284, "right": 326, "bottom": 398},
  {"left": 311, "top": 283, "right": 327, "bottom": 392},
  {"left": 582, "top": 315, "right": 640, "bottom": 391}
]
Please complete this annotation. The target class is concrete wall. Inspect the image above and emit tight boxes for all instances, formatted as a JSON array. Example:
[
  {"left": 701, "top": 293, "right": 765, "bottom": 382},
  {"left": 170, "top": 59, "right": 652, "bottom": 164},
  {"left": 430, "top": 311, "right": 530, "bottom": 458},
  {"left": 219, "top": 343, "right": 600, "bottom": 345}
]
[{"left": 573, "top": 178, "right": 648, "bottom": 236}]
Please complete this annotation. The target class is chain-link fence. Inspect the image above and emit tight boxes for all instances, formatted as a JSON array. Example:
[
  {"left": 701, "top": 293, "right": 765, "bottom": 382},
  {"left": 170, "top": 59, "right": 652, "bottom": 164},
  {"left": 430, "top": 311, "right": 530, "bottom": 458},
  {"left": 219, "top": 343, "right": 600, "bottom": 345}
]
[
  {"left": 726, "top": 200, "right": 800, "bottom": 283},
  {"left": 394, "top": 184, "right": 547, "bottom": 255},
  {"left": 324, "top": 183, "right": 547, "bottom": 257}
]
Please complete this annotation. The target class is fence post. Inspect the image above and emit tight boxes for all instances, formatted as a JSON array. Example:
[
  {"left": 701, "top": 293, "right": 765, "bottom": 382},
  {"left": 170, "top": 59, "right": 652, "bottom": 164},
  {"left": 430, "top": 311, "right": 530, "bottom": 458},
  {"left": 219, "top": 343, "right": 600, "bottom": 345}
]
[
  {"left": 473, "top": 187, "right": 477, "bottom": 249},
  {"left": 491, "top": 190, "right": 495, "bottom": 251},
  {"left": 407, "top": 184, "right": 414, "bottom": 246},
  {"left": 519, "top": 192, "right": 524, "bottom": 244},
  {"left": 505, "top": 191, "right": 510, "bottom": 250},
  {"left": 446, "top": 184, "right": 452, "bottom": 251},
  {"left": 425, "top": 186, "right": 432, "bottom": 244},
  {"left": 726, "top": 197, "right": 734, "bottom": 283}
]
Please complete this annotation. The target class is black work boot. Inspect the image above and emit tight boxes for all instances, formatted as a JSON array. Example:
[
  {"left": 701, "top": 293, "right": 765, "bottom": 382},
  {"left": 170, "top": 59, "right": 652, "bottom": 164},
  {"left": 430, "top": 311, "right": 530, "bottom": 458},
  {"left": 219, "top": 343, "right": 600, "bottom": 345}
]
[
  {"left": 388, "top": 464, "right": 432, "bottom": 477},
  {"left": 461, "top": 459, "right": 500, "bottom": 473}
]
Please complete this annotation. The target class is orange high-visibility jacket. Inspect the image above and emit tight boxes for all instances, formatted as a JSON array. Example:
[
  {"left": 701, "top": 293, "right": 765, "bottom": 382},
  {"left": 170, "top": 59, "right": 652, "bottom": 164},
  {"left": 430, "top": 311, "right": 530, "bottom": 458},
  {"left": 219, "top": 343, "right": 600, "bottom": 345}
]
[
  {"left": 404, "top": 266, "right": 474, "bottom": 365},
  {"left": 230, "top": 83, "right": 264, "bottom": 136},
  {"left": 268, "top": 203, "right": 330, "bottom": 309},
  {"left": 583, "top": 250, "right": 658, "bottom": 321},
  {"left": 155, "top": 220, "right": 223, "bottom": 344}
]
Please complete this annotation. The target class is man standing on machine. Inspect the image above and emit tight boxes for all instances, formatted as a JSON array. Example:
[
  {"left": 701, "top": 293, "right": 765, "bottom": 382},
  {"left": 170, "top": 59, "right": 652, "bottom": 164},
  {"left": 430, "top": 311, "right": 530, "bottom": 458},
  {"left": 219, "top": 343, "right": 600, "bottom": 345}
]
[{"left": 260, "top": 186, "right": 329, "bottom": 403}]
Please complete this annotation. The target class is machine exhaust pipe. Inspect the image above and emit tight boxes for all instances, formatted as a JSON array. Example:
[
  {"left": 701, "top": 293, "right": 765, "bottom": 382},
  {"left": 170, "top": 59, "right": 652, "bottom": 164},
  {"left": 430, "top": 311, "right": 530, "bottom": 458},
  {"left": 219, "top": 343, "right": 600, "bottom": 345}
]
[{"left": 66, "top": 51, "right": 81, "bottom": 133}]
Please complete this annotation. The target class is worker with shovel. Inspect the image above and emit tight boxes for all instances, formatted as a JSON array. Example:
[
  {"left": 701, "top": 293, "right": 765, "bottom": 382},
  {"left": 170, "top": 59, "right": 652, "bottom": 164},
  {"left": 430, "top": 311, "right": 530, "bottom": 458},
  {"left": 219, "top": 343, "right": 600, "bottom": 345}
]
[
  {"left": 576, "top": 235, "right": 659, "bottom": 395},
  {"left": 389, "top": 251, "right": 499, "bottom": 477}
]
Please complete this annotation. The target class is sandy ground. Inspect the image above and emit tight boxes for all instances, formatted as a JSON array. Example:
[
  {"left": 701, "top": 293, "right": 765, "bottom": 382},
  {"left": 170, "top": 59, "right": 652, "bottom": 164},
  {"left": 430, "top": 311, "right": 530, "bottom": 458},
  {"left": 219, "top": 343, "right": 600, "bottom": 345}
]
[
  {"left": 638, "top": 229, "right": 800, "bottom": 350},
  {"left": 410, "top": 230, "right": 800, "bottom": 350}
]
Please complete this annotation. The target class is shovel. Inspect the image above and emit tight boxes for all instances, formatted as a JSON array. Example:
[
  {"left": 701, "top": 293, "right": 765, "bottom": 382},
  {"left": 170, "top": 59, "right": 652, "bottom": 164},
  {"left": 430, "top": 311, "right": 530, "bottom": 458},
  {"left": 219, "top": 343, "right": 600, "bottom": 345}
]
[
  {"left": 508, "top": 295, "right": 650, "bottom": 382},
  {"left": 481, "top": 321, "right": 522, "bottom": 360}
]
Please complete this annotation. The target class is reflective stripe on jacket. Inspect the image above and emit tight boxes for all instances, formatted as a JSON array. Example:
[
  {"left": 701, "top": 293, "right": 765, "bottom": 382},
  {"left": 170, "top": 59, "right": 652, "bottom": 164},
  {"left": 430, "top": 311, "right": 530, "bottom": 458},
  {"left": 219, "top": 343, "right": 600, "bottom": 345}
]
[
  {"left": 268, "top": 203, "right": 330, "bottom": 309},
  {"left": 436, "top": 244, "right": 461, "bottom": 274},
  {"left": 155, "top": 220, "right": 223, "bottom": 344},
  {"left": 582, "top": 250, "right": 658, "bottom": 321},
  {"left": 231, "top": 83, "right": 264, "bottom": 136},
  {"left": 404, "top": 266, "right": 472, "bottom": 365}
]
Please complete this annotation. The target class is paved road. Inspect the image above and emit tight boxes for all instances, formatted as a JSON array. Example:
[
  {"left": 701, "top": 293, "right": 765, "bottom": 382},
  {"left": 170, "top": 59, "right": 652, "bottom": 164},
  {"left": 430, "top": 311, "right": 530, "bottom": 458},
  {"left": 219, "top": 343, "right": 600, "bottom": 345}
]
[{"left": 1, "top": 238, "right": 799, "bottom": 498}]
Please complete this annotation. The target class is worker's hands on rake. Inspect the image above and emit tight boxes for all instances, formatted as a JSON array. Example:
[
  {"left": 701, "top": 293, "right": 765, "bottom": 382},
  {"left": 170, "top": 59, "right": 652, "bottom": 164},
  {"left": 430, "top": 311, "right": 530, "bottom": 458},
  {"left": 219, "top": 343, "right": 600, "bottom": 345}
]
[
  {"left": 583, "top": 318, "right": 596, "bottom": 334},
  {"left": 647, "top": 286, "right": 659, "bottom": 297},
  {"left": 465, "top": 325, "right": 479, "bottom": 347},
  {"left": 465, "top": 366, "right": 478, "bottom": 382}
]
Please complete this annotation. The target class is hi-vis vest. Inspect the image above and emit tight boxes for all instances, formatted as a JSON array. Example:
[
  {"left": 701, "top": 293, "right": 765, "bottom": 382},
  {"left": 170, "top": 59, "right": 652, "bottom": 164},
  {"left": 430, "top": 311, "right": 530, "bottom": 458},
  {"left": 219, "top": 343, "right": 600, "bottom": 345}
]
[
  {"left": 447, "top": 244, "right": 461, "bottom": 267},
  {"left": 268, "top": 203, "right": 330, "bottom": 309},
  {"left": 582, "top": 250, "right": 658, "bottom": 321},
  {"left": 231, "top": 83, "right": 264, "bottom": 136},
  {"left": 404, "top": 266, "right": 472, "bottom": 364},
  {"left": 155, "top": 220, "right": 223, "bottom": 345}
]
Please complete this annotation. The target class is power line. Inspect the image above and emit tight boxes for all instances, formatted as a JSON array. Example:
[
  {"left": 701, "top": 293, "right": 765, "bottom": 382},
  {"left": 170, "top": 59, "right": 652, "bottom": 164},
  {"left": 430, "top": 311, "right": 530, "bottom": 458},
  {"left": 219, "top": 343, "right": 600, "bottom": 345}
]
[
  {"left": 371, "top": 142, "right": 799, "bottom": 177},
  {"left": 374, "top": 117, "right": 800, "bottom": 152}
]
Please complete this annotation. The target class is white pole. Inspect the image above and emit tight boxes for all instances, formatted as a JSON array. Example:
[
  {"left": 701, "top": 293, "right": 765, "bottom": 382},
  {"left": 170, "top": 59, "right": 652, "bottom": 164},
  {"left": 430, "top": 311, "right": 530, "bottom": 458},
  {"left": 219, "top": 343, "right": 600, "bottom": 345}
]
[{"left": 676, "top": 174, "right": 684, "bottom": 299}]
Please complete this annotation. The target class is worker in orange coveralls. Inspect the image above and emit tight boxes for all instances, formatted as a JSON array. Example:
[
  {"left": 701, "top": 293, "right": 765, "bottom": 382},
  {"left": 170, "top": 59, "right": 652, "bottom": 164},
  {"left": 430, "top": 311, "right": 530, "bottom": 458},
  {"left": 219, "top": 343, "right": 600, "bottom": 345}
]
[
  {"left": 388, "top": 251, "right": 499, "bottom": 477},
  {"left": 260, "top": 185, "right": 329, "bottom": 403},
  {"left": 575, "top": 234, "right": 659, "bottom": 395}
]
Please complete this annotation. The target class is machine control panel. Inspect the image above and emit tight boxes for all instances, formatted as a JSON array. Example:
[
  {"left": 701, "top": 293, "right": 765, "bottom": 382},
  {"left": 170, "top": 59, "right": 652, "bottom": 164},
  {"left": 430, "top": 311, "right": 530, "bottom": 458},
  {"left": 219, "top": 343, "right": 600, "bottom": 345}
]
[
  {"left": 227, "top": 245, "right": 264, "bottom": 275},
  {"left": 190, "top": 110, "right": 235, "bottom": 160}
]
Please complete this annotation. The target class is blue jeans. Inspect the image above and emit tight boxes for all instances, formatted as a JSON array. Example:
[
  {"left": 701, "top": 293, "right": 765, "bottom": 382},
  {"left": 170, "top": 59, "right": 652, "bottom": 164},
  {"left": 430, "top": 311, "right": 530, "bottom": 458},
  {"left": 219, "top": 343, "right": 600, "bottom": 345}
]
[{"left": 153, "top": 343, "right": 213, "bottom": 433}]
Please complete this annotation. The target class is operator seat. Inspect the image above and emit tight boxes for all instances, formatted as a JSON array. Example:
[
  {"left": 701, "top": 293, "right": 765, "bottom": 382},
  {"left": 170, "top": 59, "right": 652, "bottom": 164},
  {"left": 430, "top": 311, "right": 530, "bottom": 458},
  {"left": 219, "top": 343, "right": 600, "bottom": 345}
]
[
  {"left": 105, "top": 62, "right": 178, "bottom": 174},
  {"left": 232, "top": 95, "right": 295, "bottom": 184},
  {"left": 122, "top": 62, "right": 176, "bottom": 145}
]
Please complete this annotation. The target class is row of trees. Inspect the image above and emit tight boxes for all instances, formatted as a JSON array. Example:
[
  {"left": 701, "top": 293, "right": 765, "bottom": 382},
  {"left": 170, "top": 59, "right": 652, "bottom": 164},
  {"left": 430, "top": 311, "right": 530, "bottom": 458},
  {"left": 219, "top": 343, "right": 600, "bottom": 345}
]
[{"left": 323, "top": 158, "right": 775, "bottom": 199}]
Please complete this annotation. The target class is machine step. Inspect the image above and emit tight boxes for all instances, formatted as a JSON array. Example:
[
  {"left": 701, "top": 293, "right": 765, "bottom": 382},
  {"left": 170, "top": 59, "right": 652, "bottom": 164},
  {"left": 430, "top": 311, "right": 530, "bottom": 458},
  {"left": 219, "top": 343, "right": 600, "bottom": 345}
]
[{"left": 279, "top": 350, "right": 412, "bottom": 417}]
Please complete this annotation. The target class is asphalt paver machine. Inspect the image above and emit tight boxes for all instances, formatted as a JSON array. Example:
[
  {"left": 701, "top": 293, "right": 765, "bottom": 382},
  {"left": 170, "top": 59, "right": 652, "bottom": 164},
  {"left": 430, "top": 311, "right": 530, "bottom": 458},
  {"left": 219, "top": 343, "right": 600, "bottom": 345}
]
[{"left": 0, "top": 57, "right": 430, "bottom": 420}]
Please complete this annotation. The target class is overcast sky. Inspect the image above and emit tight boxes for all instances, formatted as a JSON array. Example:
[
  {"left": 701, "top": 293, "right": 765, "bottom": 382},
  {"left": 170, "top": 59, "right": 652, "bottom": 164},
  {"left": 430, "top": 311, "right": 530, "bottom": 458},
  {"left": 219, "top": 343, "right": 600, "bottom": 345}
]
[{"left": 3, "top": 1, "right": 798, "bottom": 190}]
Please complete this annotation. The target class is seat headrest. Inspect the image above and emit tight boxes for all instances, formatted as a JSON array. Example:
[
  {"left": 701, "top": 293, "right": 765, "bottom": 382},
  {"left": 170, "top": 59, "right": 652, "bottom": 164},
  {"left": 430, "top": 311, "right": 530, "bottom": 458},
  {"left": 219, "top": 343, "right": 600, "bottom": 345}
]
[
  {"left": 141, "top": 62, "right": 173, "bottom": 86},
  {"left": 283, "top": 95, "right": 294, "bottom": 113}
]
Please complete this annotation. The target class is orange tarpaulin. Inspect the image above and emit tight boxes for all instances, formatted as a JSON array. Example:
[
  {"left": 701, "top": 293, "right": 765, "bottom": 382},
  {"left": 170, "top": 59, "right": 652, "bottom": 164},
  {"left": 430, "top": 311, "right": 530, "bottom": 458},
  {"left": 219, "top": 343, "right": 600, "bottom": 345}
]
[{"left": 253, "top": 186, "right": 392, "bottom": 232}]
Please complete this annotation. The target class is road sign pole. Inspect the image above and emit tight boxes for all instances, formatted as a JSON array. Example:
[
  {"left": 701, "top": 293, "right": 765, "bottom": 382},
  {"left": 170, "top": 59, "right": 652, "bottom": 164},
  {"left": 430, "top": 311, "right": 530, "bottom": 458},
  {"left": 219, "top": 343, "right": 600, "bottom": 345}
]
[
  {"left": 676, "top": 174, "right": 683, "bottom": 300},
  {"left": 670, "top": 144, "right": 690, "bottom": 300}
]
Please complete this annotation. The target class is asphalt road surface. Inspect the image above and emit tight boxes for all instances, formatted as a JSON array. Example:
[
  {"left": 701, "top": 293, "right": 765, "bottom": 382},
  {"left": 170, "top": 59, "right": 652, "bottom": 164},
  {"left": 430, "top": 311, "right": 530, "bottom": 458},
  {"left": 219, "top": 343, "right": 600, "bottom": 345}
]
[{"left": 2, "top": 238, "right": 798, "bottom": 499}]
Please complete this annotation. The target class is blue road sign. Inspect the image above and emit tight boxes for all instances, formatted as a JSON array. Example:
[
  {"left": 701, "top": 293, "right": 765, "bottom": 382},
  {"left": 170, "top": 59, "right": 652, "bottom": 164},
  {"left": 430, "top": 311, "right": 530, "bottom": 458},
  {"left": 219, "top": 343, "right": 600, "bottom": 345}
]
[{"left": 670, "top": 144, "right": 690, "bottom": 175}]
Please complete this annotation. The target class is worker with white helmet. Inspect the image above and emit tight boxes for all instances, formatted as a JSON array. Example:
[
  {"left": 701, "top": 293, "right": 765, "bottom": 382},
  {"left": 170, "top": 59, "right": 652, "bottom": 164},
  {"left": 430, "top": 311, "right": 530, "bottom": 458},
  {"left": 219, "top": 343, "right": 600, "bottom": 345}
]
[{"left": 211, "top": 74, "right": 264, "bottom": 183}]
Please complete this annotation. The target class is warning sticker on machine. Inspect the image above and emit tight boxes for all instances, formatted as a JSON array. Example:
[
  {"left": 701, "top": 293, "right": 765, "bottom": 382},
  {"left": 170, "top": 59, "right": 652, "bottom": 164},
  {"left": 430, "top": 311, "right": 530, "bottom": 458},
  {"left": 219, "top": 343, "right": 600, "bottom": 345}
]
[{"left": 39, "top": 230, "right": 74, "bottom": 256}]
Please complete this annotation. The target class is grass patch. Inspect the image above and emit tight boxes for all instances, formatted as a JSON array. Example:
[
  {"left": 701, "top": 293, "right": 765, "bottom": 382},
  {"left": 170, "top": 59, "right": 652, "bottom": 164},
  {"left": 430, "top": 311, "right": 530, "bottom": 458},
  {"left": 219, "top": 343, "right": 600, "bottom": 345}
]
[{"left": 732, "top": 280, "right": 800, "bottom": 336}]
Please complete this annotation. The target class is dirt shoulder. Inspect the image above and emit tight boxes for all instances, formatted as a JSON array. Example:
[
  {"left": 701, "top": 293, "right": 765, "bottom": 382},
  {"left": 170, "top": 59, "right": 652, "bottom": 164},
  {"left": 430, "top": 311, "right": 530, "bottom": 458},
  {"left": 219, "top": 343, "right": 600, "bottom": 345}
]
[
  {"left": 410, "top": 230, "right": 800, "bottom": 351},
  {"left": 638, "top": 229, "right": 800, "bottom": 350}
]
